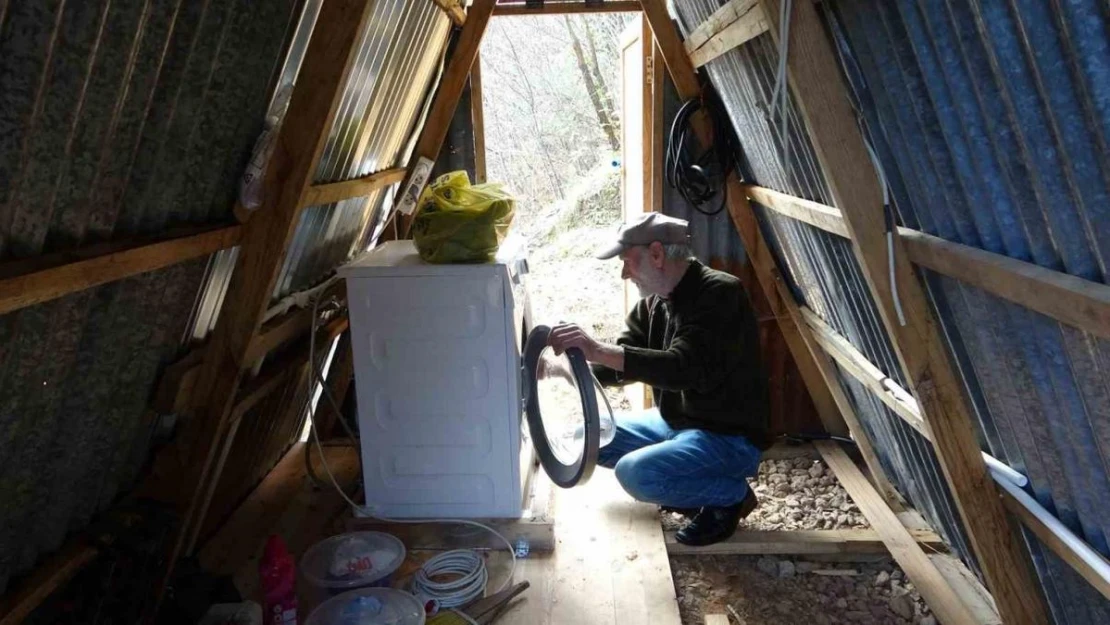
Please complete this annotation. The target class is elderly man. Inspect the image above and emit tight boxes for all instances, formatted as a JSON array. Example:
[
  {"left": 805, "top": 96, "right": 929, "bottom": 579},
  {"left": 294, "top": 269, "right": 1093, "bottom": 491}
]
[{"left": 549, "top": 213, "right": 770, "bottom": 546}]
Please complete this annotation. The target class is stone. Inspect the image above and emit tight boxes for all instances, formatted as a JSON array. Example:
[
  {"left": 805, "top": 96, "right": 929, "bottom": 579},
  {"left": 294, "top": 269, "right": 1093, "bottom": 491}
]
[
  {"left": 835, "top": 598, "right": 848, "bottom": 609},
  {"left": 874, "top": 570, "right": 891, "bottom": 586},
  {"left": 797, "top": 561, "right": 816, "bottom": 574},
  {"left": 791, "top": 510, "right": 805, "bottom": 521},
  {"left": 809, "top": 464, "right": 825, "bottom": 478},
  {"left": 814, "top": 615, "right": 831, "bottom": 625},
  {"left": 775, "top": 484, "right": 793, "bottom": 497},
  {"left": 844, "top": 611, "right": 869, "bottom": 623},
  {"left": 837, "top": 514, "right": 851, "bottom": 525},
  {"left": 767, "top": 513, "right": 784, "bottom": 524},
  {"left": 778, "top": 560, "right": 796, "bottom": 578},
  {"left": 917, "top": 617, "right": 936, "bottom": 625},
  {"left": 890, "top": 594, "right": 914, "bottom": 620},
  {"left": 757, "top": 557, "right": 779, "bottom": 576},
  {"left": 891, "top": 569, "right": 904, "bottom": 581},
  {"left": 776, "top": 601, "right": 794, "bottom": 615}
]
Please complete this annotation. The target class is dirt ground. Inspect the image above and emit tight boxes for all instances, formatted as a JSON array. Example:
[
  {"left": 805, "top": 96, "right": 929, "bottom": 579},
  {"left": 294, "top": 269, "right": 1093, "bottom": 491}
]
[
  {"left": 671, "top": 555, "right": 937, "bottom": 625},
  {"left": 661, "top": 457, "right": 869, "bottom": 533}
]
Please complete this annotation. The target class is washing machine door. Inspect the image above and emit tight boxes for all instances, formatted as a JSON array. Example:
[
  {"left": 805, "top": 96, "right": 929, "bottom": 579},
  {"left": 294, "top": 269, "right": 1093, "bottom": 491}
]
[{"left": 522, "top": 325, "right": 609, "bottom": 488}]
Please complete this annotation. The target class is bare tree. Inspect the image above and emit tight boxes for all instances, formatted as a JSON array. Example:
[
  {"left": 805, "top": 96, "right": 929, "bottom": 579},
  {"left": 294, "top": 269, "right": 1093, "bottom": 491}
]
[{"left": 564, "top": 16, "right": 620, "bottom": 152}]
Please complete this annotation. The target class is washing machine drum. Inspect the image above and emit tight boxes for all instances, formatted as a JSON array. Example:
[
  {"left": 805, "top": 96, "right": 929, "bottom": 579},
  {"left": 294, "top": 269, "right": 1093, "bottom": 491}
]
[{"left": 522, "top": 325, "right": 615, "bottom": 489}]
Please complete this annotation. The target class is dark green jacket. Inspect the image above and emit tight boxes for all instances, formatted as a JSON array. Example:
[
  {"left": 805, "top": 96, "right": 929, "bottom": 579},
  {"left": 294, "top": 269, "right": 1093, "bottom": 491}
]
[{"left": 594, "top": 261, "right": 770, "bottom": 448}]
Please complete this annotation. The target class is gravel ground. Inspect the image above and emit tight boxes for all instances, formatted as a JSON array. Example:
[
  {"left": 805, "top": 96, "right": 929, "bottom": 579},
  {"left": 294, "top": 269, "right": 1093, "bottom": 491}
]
[
  {"left": 662, "top": 457, "right": 869, "bottom": 532},
  {"left": 672, "top": 556, "right": 937, "bottom": 625}
]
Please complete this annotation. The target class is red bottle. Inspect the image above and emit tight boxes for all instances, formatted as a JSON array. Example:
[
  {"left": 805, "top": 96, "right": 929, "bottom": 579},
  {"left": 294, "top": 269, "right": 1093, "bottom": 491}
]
[{"left": 260, "top": 534, "right": 297, "bottom": 625}]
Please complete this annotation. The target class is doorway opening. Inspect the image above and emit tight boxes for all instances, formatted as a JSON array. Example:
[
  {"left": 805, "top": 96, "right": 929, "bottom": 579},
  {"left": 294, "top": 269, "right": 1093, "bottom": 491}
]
[{"left": 479, "top": 12, "right": 658, "bottom": 414}]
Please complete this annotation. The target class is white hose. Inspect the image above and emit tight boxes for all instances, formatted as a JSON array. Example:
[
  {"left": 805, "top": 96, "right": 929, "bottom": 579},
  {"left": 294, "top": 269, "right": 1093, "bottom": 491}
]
[
  {"left": 411, "top": 550, "right": 489, "bottom": 609},
  {"left": 993, "top": 473, "right": 1110, "bottom": 586}
]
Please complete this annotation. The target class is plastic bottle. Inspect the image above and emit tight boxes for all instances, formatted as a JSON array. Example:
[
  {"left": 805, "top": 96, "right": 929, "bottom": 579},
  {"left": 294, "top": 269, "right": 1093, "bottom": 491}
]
[{"left": 260, "top": 534, "right": 298, "bottom": 625}]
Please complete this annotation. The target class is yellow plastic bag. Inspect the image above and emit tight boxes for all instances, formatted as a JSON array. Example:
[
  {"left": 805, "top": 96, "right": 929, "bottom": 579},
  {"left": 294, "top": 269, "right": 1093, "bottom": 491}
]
[{"left": 411, "top": 171, "right": 516, "bottom": 264}]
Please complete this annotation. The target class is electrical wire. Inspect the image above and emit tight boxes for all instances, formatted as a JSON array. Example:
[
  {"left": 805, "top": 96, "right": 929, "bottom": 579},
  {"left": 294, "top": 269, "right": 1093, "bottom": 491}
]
[
  {"left": 769, "top": 0, "right": 794, "bottom": 171},
  {"left": 665, "top": 93, "right": 739, "bottom": 216},
  {"left": 304, "top": 294, "right": 518, "bottom": 597}
]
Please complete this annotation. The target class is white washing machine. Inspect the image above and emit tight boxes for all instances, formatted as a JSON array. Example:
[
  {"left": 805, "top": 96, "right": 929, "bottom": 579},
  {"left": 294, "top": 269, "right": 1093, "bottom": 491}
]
[{"left": 339, "top": 240, "right": 608, "bottom": 519}]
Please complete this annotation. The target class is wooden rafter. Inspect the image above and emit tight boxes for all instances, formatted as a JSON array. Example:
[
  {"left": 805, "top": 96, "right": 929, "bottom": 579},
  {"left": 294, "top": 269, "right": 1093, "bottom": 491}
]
[
  {"left": 758, "top": 1, "right": 1048, "bottom": 621},
  {"left": 301, "top": 167, "right": 406, "bottom": 208},
  {"left": 392, "top": 0, "right": 498, "bottom": 237},
  {"left": 0, "top": 224, "right": 241, "bottom": 315},
  {"left": 431, "top": 0, "right": 467, "bottom": 25},
  {"left": 147, "top": 0, "right": 381, "bottom": 610},
  {"left": 684, "top": 0, "right": 769, "bottom": 68},
  {"left": 748, "top": 184, "right": 1110, "bottom": 340},
  {"left": 494, "top": 1, "right": 642, "bottom": 16}
]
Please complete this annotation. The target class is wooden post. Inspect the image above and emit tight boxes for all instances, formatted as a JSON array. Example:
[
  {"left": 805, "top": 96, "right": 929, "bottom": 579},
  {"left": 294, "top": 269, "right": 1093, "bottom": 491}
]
[
  {"left": 471, "top": 51, "right": 487, "bottom": 183},
  {"left": 759, "top": 1, "right": 1048, "bottom": 621},
  {"left": 148, "top": 0, "right": 380, "bottom": 611}
]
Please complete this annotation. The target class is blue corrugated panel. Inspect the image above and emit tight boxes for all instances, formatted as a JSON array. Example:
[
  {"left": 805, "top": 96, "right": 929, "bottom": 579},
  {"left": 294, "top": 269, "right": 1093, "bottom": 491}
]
[{"left": 830, "top": 0, "right": 1110, "bottom": 620}]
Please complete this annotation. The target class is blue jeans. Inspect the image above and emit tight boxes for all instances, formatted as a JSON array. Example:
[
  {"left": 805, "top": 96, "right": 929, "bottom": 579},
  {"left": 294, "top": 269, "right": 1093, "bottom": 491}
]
[{"left": 598, "top": 408, "right": 762, "bottom": 508}]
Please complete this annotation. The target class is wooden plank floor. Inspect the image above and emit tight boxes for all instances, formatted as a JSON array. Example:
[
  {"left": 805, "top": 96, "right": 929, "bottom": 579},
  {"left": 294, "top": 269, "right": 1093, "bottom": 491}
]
[
  {"left": 227, "top": 457, "right": 680, "bottom": 625},
  {"left": 492, "top": 470, "right": 681, "bottom": 625}
]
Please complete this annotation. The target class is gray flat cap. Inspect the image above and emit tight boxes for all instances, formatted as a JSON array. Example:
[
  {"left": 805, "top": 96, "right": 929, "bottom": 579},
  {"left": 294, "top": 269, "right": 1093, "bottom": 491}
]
[{"left": 595, "top": 213, "right": 690, "bottom": 260}]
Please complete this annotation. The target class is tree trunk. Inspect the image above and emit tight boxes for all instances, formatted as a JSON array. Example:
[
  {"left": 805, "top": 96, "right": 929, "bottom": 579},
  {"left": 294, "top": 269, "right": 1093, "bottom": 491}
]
[
  {"left": 564, "top": 16, "right": 620, "bottom": 152},
  {"left": 581, "top": 17, "right": 619, "bottom": 136}
]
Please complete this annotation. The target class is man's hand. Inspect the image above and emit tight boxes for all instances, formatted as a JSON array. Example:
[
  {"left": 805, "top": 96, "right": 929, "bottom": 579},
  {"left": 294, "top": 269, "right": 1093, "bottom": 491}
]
[{"left": 549, "top": 324, "right": 625, "bottom": 372}]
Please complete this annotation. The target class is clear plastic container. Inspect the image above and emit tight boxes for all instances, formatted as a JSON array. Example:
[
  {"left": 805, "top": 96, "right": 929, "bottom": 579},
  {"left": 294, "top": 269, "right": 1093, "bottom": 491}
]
[
  {"left": 304, "top": 587, "right": 425, "bottom": 625},
  {"left": 301, "top": 532, "right": 407, "bottom": 606}
]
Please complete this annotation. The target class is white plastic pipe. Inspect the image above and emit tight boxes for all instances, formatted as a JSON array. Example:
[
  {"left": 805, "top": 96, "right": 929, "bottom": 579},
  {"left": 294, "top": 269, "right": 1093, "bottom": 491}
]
[
  {"left": 992, "top": 472, "right": 1110, "bottom": 589},
  {"left": 982, "top": 453, "right": 1028, "bottom": 488}
]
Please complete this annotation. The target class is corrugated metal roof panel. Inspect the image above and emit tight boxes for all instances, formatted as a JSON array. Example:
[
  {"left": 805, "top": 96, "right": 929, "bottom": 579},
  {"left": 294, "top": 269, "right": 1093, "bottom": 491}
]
[
  {"left": 829, "top": 0, "right": 1110, "bottom": 620},
  {"left": 0, "top": 0, "right": 298, "bottom": 593}
]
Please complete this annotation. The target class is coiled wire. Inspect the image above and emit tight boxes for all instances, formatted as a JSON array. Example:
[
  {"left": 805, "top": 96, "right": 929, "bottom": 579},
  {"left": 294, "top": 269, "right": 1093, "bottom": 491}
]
[{"left": 411, "top": 549, "right": 489, "bottom": 609}]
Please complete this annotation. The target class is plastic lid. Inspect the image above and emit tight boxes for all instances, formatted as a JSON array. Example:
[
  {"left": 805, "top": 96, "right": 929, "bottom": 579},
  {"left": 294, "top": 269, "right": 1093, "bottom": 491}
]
[
  {"left": 301, "top": 532, "right": 406, "bottom": 590},
  {"left": 305, "top": 587, "right": 425, "bottom": 625}
]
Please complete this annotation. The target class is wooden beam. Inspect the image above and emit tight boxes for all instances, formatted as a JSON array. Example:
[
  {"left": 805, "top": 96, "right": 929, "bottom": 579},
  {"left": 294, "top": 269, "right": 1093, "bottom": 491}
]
[
  {"left": 745, "top": 184, "right": 849, "bottom": 238},
  {"left": 761, "top": 2, "right": 1048, "bottom": 621},
  {"left": 800, "top": 306, "right": 929, "bottom": 438},
  {"left": 665, "top": 527, "right": 946, "bottom": 556},
  {"left": 395, "top": 0, "right": 497, "bottom": 237},
  {"left": 816, "top": 441, "right": 980, "bottom": 625},
  {"left": 0, "top": 543, "right": 99, "bottom": 625},
  {"left": 684, "top": 0, "right": 769, "bottom": 68},
  {"left": 245, "top": 280, "right": 344, "bottom": 364},
  {"left": 154, "top": 0, "right": 380, "bottom": 610},
  {"left": 704, "top": 616, "right": 729, "bottom": 625},
  {"left": 300, "top": 167, "right": 405, "bottom": 208},
  {"left": 901, "top": 228, "right": 1110, "bottom": 340},
  {"left": 494, "top": 1, "right": 641, "bottom": 16},
  {"left": 1001, "top": 489, "right": 1110, "bottom": 601},
  {"left": 470, "top": 51, "right": 487, "bottom": 183},
  {"left": 431, "top": 0, "right": 466, "bottom": 25},
  {"left": 198, "top": 444, "right": 361, "bottom": 576},
  {"left": 318, "top": 331, "right": 355, "bottom": 439},
  {"left": 0, "top": 224, "right": 240, "bottom": 315},
  {"left": 748, "top": 182, "right": 1110, "bottom": 340},
  {"left": 151, "top": 348, "right": 206, "bottom": 414}
]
